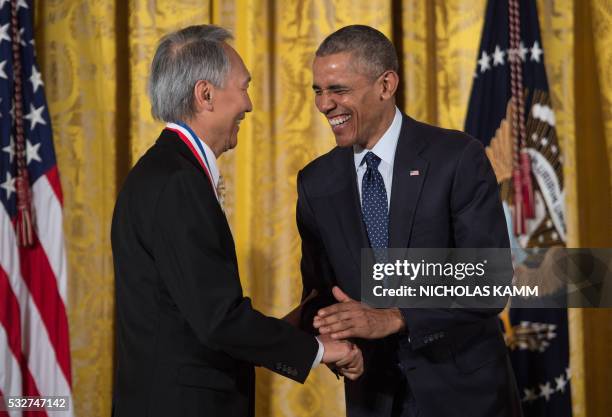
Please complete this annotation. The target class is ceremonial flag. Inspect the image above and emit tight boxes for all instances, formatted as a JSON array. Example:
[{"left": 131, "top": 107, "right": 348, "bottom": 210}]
[
  {"left": 464, "top": 1, "right": 571, "bottom": 416},
  {"left": 0, "top": 0, "right": 74, "bottom": 415}
]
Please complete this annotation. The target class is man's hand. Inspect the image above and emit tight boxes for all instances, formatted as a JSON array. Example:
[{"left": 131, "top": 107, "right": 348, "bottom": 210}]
[
  {"left": 318, "top": 334, "right": 363, "bottom": 380},
  {"left": 334, "top": 343, "right": 363, "bottom": 380},
  {"left": 319, "top": 333, "right": 353, "bottom": 363},
  {"left": 314, "top": 286, "right": 405, "bottom": 340}
]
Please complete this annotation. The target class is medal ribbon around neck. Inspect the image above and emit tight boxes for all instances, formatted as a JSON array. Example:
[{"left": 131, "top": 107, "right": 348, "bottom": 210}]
[{"left": 165, "top": 122, "right": 218, "bottom": 200}]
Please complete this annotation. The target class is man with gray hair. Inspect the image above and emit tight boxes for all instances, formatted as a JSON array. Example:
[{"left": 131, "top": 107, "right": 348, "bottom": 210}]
[
  {"left": 111, "top": 24, "right": 362, "bottom": 417},
  {"left": 297, "top": 25, "right": 522, "bottom": 416}
]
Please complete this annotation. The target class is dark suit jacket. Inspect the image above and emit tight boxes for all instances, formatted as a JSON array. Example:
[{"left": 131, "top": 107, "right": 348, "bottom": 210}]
[
  {"left": 297, "top": 114, "right": 522, "bottom": 417},
  {"left": 111, "top": 129, "right": 318, "bottom": 417}
]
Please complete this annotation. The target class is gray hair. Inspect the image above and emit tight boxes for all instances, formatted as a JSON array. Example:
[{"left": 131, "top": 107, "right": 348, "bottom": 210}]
[
  {"left": 149, "top": 25, "right": 233, "bottom": 122},
  {"left": 316, "top": 25, "right": 399, "bottom": 79}
]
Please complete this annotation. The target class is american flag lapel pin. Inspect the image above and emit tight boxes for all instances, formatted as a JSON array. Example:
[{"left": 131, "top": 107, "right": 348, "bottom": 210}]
[{"left": 410, "top": 170, "right": 420, "bottom": 176}]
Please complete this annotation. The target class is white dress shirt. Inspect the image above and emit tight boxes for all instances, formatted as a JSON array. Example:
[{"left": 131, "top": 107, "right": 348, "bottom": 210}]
[
  {"left": 353, "top": 107, "right": 403, "bottom": 210},
  {"left": 313, "top": 337, "right": 324, "bottom": 368},
  {"left": 312, "top": 109, "right": 402, "bottom": 368},
  {"left": 195, "top": 137, "right": 220, "bottom": 191}
]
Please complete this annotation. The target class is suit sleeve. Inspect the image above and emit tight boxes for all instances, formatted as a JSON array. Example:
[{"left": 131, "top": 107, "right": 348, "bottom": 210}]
[
  {"left": 152, "top": 170, "right": 318, "bottom": 383},
  {"left": 400, "top": 139, "right": 511, "bottom": 350},
  {"left": 296, "top": 170, "right": 337, "bottom": 334},
  {"left": 450, "top": 139, "right": 510, "bottom": 249}
]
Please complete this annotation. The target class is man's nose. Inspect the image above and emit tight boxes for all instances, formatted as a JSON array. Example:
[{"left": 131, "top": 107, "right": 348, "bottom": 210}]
[
  {"left": 245, "top": 94, "right": 253, "bottom": 113},
  {"left": 317, "top": 92, "right": 336, "bottom": 113}
]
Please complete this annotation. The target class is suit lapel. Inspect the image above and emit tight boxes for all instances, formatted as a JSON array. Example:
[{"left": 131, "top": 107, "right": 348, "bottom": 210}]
[
  {"left": 157, "top": 129, "right": 210, "bottom": 176},
  {"left": 156, "top": 128, "right": 229, "bottom": 225},
  {"left": 330, "top": 148, "right": 369, "bottom": 269},
  {"left": 388, "top": 115, "right": 429, "bottom": 248},
  {"left": 328, "top": 114, "right": 430, "bottom": 267}
]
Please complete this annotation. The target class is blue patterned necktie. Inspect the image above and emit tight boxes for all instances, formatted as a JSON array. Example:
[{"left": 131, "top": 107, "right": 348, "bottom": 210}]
[{"left": 361, "top": 152, "right": 389, "bottom": 257}]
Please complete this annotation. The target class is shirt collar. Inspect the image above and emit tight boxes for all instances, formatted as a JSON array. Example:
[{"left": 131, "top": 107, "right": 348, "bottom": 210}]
[
  {"left": 354, "top": 107, "right": 402, "bottom": 169},
  {"left": 198, "top": 138, "right": 220, "bottom": 188}
]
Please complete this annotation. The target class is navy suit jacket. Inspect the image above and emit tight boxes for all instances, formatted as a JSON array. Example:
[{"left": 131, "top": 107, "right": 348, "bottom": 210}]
[{"left": 297, "top": 113, "right": 522, "bottom": 417}]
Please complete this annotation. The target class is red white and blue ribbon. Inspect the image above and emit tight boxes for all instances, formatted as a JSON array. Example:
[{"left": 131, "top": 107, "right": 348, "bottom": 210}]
[{"left": 165, "top": 122, "right": 219, "bottom": 200}]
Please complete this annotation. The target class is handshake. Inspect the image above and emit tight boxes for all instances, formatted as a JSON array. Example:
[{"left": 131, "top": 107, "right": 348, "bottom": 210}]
[
  {"left": 284, "top": 287, "right": 374, "bottom": 381},
  {"left": 285, "top": 285, "right": 405, "bottom": 380},
  {"left": 318, "top": 332, "right": 363, "bottom": 380}
]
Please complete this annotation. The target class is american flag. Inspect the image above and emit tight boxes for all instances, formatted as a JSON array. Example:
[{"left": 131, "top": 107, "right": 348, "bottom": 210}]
[
  {"left": 0, "top": 1, "right": 73, "bottom": 416},
  {"left": 464, "top": 1, "right": 571, "bottom": 416}
]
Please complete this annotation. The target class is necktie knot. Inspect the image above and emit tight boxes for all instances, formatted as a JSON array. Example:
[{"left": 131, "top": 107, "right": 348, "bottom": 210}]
[{"left": 363, "top": 152, "right": 381, "bottom": 170}]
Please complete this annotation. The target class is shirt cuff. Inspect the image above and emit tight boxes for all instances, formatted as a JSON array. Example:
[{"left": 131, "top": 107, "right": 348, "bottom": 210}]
[{"left": 312, "top": 336, "right": 324, "bottom": 368}]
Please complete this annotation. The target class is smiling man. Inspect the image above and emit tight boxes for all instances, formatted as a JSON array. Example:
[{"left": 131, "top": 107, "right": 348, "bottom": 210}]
[
  {"left": 297, "top": 25, "right": 522, "bottom": 417},
  {"left": 111, "top": 25, "right": 361, "bottom": 417}
]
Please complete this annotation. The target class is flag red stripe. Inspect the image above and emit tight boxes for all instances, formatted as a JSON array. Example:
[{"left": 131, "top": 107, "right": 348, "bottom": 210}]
[
  {"left": 0, "top": 267, "right": 49, "bottom": 417},
  {"left": 0, "top": 265, "right": 22, "bottom": 360},
  {"left": 0, "top": 388, "right": 8, "bottom": 416},
  {"left": 20, "top": 370, "right": 49, "bottom": 417},
  {"left": 45, "top": 166, "right": 63, "bottom": 206},
  {"left": 17, "top": 241, "right": 72, "bottom": 387}
]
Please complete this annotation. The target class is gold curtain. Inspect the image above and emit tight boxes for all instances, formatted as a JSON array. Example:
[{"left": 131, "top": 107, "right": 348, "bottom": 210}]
[{"left": 34, "top": 1, "right": 611, "bottom": 417}]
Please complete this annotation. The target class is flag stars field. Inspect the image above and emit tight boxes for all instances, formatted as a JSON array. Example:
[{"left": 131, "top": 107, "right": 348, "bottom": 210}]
[
  {"left": 0, "top": 22, "right": 9, "bottom": 43},
  {"left": 17, "top": 27, "right": 26, "bottom": 46},
  {"left": 530, "top": 40, "right": 543, "bottom": 62},
  {"left": 26, "top": 140, "right": 41, "bottom": 164},
  {"left": 475, "top": 41, "right": 544, "bottom": 77},
  {"left": 539, "top": 382, "right": 555, "bottom": 401},
  {"left": 478, "top": 50, "right": 491, "bottom": 72},
  {"left": 492, "top": 45, "right": 505, "bottom": 66},
  {"left": 24, "top": 103, "right": 47, "bottom": 130},
  {"left": 30, "top": 65, "right": 44, "bottom": 93},
  {"left": 1, "top": 171, "right": 15, "bottom": 199},
  {"left": 518, "top": 41, "right": 528, "bottom": 61},
  {"left": 555, "top": 374, "right": 568, "bottom": 393},
  {"left": 2, "top": 136, "right": 14, "bottom": 162},
  {"left": 523, "top": 388, "right": 538, "bottom": 402}
]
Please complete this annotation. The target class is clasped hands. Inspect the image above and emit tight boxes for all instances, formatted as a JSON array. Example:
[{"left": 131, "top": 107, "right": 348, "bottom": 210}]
[
  {"left": 283, "top": 288, "right": 364, "bottom": 380},
  {"left": 284, "top": 286, "right": 404, "bottom": 380},
  {"left": 315, "top": 286, "right": 406, "bottom": 379},
  {"left": 318, "top": 333, "right": 363, "bottom": 380}
]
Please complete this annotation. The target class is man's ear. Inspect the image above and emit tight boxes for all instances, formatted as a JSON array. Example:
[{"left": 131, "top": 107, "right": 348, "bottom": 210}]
[
  {"left": 193, "top": 80, "right": 214, "bottom": 112},
  {"left": 379, "top": 70, "right": 399, "bottom": 101}
]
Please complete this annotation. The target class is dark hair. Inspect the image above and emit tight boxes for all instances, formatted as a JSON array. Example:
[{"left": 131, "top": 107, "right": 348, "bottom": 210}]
[{"left": 316, "top": 25, "right": 399, "bottom": 78}]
